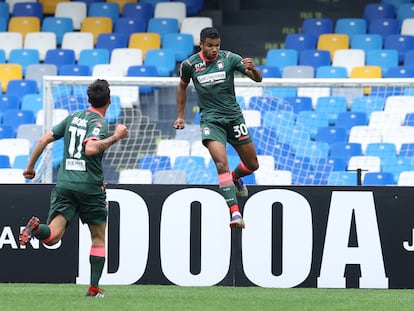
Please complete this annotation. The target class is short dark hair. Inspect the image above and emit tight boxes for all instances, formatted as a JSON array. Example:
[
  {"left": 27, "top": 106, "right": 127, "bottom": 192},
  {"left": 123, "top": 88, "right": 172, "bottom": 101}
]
[
  {"left": 87, "top": 79, "right": 110, "bottom": 108},
  {"left": 200, "top": 27, "right": 220, "bottom": 42}
]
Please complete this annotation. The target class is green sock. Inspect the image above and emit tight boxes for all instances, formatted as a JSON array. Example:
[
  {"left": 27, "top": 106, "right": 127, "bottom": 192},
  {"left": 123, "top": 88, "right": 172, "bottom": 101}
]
[
  {"left": 34, "top": 224, "right": 51, "bottom": 241},
  {"left": 219, "top": 184, "right": 238, "bottom": 208},
  {"left": 90, "top": 255, "right": 105, "bottom": 287}
]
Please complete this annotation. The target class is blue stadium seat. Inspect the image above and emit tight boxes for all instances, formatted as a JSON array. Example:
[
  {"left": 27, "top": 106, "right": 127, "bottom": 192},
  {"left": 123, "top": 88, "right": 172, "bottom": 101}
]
[
  {"left": 0, "top": 125, "right": 14, "bottom": 139},
  {"left": 296, "top": 110, "right": 330, "bottom": 139},
  {"left": 262, "top": 110, "right": 296, "bottom": 132},
  {"left": 21, "top": 93, "right": 42, "bottom": 117},
  {"left": 329, "top": 142, "right": 363, "bottom": 164},
  {"left": 162, "top": 33, "right": 194, "bottom": 62},
  {"left": 384, "top": 34, "right": 414, "bottom": 63},
  {"left": 0, "top": 154, "right": 10, "bottom": 168},
  {"left": 385, "top": 66, "right": 414, "bottom": 77},
  {"left": 396, "top": 3, "right": 414, "bottom": 21},
  {"left": 363, "top": 3, "right": 396, "bottom": 24},
  {"left": 366, "top": 49, "right": 399, "bottom": 76},
  {"left": 301, "top": 18, "right": 333, "bottom": 37},
  {"left": 122, "top": 3, "right": 154, "bottom": 24},
  {"left": 147, "top": 17, "right": 179, "bottom": 40},
  {"left": 316, "top": 65, "right": 348, "bottom": 78},
  {"left": 138, "top": 155, "right": 172, "bottom": 175},
  {"left": 335, "top": 111, "right": 368, "bottom": 134},
  {"left": 0, "top": 3, "right": 9, "bottom": 24},
  {"left": 350, "top": 34, "right": 383, "bottom": 52},
  {"left": 294, "top": 141, "right": 330, "bottom": 164},
  {"left": 381, "top": 156, "right": 414, "bottom": 183},
  {"left": 114, "top": 17, "right": 146, "bottom": 39},
  {"left": 363, "top": 172, "right": 396, "bottom": 186},
  {"left": 299, "top": 50, "right": 331, "bottom": 70},
  {"left": 105, "top": 95, "right": 122, "bottom": 123},
  {"left": 12, "top": 2, "right": 43, "bottom": 20},
  {"left": 78, "top": 49, "right": 110, "bottom": 75},
  {"left": 277, "top": 124, "right": 311, "bottom": 150},
  {"left": 266, "top": 49, "right": 298, "bottom": 72},
  {"left": 350, "top": 96, "right": 385, "bottom": 120},
  {"left": 5, "top": 79, "right": 38, "bottom": 103},
  {"left": 44, "top": 49, "right": 76, "bottom": 68},
  {"left": 403, "top": 113, "right": 414, "bottom": 126},
  {"left": 284, "top": 33, "right": 317, "bottom": 53},
  {"left": 58, "top": 64, "right": 90, "bottom": 76},
  {"left": 365, "top": 142, "right": 397, "bottom": 162},
  {"left": 55, "top": 95, "right": 89, "bottom": 112},
  {"left": 96, "top": 33, "right": 128, "bottom": 54},
  {"left": 335, "top": 18, "right": 367, "bottom": 37},
  {"left": 368, "top": 18, "right": 401, "bottom": 38},
  {"left": 126, "top": 65, "right": 158, "bottom": 94},
  {"left": 315, "top": 157, "right": 346, "bottom": 172},
  {"left": 284, "top": 96, "right": 313, "bottom": 114},
  {"left": 314, "top": 96, "right": 348, "bottom": 125},
  {"left": 256, "top": 65, "right": 281, "bottom": 78},
  {"left": 315, "top": 126, "right": 347, "bottom": 145},
  {"left": 0, "top": 94, "right": 19, "bottom": 122},
  {"left": 41, "top": 17, "right": 73, "bottom": 45},
  {"left": 327, "top": 171, "right": 358, "bottom": 185},
  {"left": 88, "top": 2, "right": 120, "bottom": 23},
  {"left": 8, "top": 49, "right": 39, "bottom": 76},
  {"left": 1, "top": 109, "right": 35, "bottom": 136},
  {"left": 248, "top": 96, "right": 285, "bottom": 114},
  {"left": 144, "top": 48, "right": 176, "bottom": 76},
  {"left": 176, "top": 0, "right": 204, "bottom": 16},
  {"left": 384, "top": 0, "right": 411, "bottom": 11}
]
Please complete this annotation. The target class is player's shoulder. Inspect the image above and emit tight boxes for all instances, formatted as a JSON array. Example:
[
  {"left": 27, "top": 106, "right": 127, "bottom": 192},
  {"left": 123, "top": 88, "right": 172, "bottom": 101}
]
[{"left": 182, "top": 52, "right": 202, "bottom": 67}]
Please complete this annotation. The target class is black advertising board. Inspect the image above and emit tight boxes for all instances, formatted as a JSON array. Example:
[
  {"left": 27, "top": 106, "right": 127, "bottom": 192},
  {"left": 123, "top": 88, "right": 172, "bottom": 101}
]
[{"left": 1, "top": 184, "right": 414, "bottom": 288}]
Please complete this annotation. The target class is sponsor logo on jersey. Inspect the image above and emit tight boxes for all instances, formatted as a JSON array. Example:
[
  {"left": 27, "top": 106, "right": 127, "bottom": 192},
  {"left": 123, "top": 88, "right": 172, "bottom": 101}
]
[{"left": 197, "top": 72, "right": 226, "bottom": 85}]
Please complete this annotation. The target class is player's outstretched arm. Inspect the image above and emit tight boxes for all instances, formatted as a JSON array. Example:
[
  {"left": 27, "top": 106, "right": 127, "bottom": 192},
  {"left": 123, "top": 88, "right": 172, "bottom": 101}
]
[
  {"left": 85, "top": 124, "right": 128, "bottom": 156},
  {"left": 174, "top": 82, "right": 188, "bottom": 130}
]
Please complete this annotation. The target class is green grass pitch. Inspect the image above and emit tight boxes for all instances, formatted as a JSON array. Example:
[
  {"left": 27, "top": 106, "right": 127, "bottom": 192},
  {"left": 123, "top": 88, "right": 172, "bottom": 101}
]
[{"left": 2, "top": 284, "right": 414, "bottom": 310}]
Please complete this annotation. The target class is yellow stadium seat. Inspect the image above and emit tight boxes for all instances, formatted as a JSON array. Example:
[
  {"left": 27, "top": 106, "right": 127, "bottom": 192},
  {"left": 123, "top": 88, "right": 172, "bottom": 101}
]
[
  {"left": 350, "top": 65, "right": 382, "bottom": 78},
  {"left": 80, "top": 17, "right": 113, "bottom": 45},
  {"left": 129, "top": 32, "right": 161, "bottom": 59},
  {"left": 106, "top": 0, "right": 137, "bottom": 14},
  {"left": 0, "top": 64, "right": 23, "bottom": 92},
  {"left": 38, "top": 0, "right": 70, "bottom": 15},
  {"left": 317, "top": 33, "right": 349, "bottom": 61},
  {"left": 8, "top": 17, "right": 40, "bottom": 41}
]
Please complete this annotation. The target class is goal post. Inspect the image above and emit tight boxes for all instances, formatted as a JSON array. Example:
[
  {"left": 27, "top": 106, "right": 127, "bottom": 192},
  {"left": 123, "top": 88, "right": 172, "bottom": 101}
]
[{"left": 36, "top": 76, "right": 414, "bottom": 185}]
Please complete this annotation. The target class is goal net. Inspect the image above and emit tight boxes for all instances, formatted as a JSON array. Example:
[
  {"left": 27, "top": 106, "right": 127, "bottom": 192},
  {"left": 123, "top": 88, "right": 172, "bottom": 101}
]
[{"left": 36, "top": 76, "right": 414, "bottom": 186}]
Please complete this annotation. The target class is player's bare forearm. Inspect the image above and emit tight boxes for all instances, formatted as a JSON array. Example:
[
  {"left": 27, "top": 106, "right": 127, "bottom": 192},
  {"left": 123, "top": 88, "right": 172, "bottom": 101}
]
[
  {"left": 174, "top": 83, "right": 188, "bottom": 129},
  {"left": 242, "top": 58, "right": 262, "bottom": 82},
  {"left": 86, "top": 124, "right": 128, "bottom": 156}
]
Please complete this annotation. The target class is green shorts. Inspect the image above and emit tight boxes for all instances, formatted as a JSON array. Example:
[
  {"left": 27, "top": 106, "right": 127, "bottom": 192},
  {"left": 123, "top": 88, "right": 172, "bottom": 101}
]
[
  {"left": 200, "top": 114, "right": 252, "bottom": 147},
  {"left": 48, "top": 187, "right": 108, "bottom": 226}
]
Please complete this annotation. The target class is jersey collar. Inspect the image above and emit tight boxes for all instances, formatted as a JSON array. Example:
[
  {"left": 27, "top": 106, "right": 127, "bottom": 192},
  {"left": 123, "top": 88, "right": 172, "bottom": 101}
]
[
  {"left": 199, "top": 51, "right": 218, "bottom": 62},
  {"left": 88, "top": 107, "right": 104, "bottom": 118}
]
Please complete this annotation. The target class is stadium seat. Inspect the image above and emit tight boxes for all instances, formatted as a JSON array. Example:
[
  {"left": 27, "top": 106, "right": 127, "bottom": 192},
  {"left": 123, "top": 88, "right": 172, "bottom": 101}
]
[
  {"left": 284, "top": 33, "right": 317, "bottom": 53},
  {"left": 154, "top": 2, "right": 186, "bottom": 26},
  {"left": 162, "top": 33, "right": 194, "bottom": 62},
  {"left": 138, "top": 155, "right": 172, "bottom": 175},
  {"left": 396, "top": 3, "right": 414, "bottom": 21},
  {"left": 282, "top": 65, "right": 314, "bottom": 78},
  {"left": 314, "top": 96, "right": 348, "bottom": 125},
  {"left": 351, "top": 96, "right": 385, "bottom": 119},
  {"left": 335, "top": 111, "right": 368, "bottom": 134},
  {"left": 301, "top": 18, "right": 333, "bottom": 37},
  {"left": 317, "top": 33, "right": 349, "bottom": 61},
  {"left": 61, "top": 32, "right": 94, "bottom": 60},
  {"left": 363, "top": 172, "right": 396, "bottom": 185},
  {"left": 8, "top": 48, "right": 39, "bottom": 76},
  {"left": 316, "top": 65, "right": 348, "bottom": 78},
  {"left": 180, "top": 16, "right": 213, "bottom": 45},
  {"left": 12, "top": 2, "right": 43, "bottom": 20},
  {"left": 369, "top": 111, "right": 402, "bottom": 130},
  {"left": 262, "top": 110, "right": 296, "bottom": 132},
  {"left": 382, "top": 156, "right": 414, "bottom": 182},
  {"left": 77, "top": 48, "right": 110, "bottom": 76},
  {"left": 25, "top": 64, "right": 57, "bottom": 90},
  {"left": 41, "top": 17, "right": 73, "bottom": 46},
  {"left": 55, "top": 2, "right": 87, "bottom": 30},
  {"left": 110, "top": 48, "right": 143, "bottom": 75},
  {"left": 21, "top": 93, "right": 42, "bottom": 117},
  {"left": 365, "top": 142, "right": 398, "bottom": 163},
  {"left": 335, "top": 18, "right": 367, "bottom": 37},
  {"left": 8, "top": 16, "right": 40, "bottom": 40},
  {"left": 315, "top": 126, "right": 347, "bottom": 145},
  {"left": 349, "top": 65, "right": 382, "bottom": 78},
  {"left": 296, "top": 110, "right": 330, "bottom": 139},
  {"left": 1, "top": 109, "right": 35, "bottom": 136},
  {"left": 38, "top": 0, "right": 69, "bottom": 16},
  {"left": 265, "top": 49, "right": 298, "bottom": 72},
  {"left": 88, "top": 2, "right": 120, "bottom": 24},
  {"left": 23, "top": 32, "right": 56, "bottom": 62},
  {"left": 0, "top": 168, "right": 26, "bottom": 183},
  {"left": 350, "top": 34, "right": 383, "bottom": 52},
  {"left": 107, "top": 0, "right": 137, "bottom": 15},
  {"left": 397, "top": 170, "right": 414, "bottom": 186},
  {"left": 294, "top": 140, "right": 329, "bottom": 164},
  {"left": 147, "top": 17, "right": 179, "bottom": 40},
  {"left": 368, "top": 18, "right": 400, "bottom": 38},
  {"left": 16, "top": 123, "right": 43, "bottom": 148},
  {"left": 329, "top": 142, "right": 363, "bottom": 164},
  {"left": 0, "top": 94, "right": 19, "bottom": 122},
  {"left": 156, "top": 139, "right": 190, "bottom": 166},
  {"left": 384, "top": 95, "right": 414, "bottom": 122},
  {"left": 332, "top": 49, "right": 365, "bottom": 76},
  {"left": 118, "top": 168, "right": 153, "bottom": 184},
  {"left": 0, "top": 64, "right": 23, "bottom": 92},
  {"left": 92, "top": 64, "right": 125, "bottom": 77},
  {"left": 58, "top": 64, "right": 90, "bottom": 76},
  {"left": 299, "top": 50, "right": 331, "bottom": 70},
  {"left": 5, "top": 79, "right": 37, "bottom": 103},
  {"left": 114, "top": 17, "right": 146, "bottom": 40},
  {"left": 256, "top": 65, "right": 281, "bottom": 78},
  {"left": 384, "top": 34, "right": 414, "bottom": 64},
  {"left": 385, "top": 66, "right": 414, "bottom": 78},
  {"left": 403, "top": 113, "right": 414, "bottom": 126},
  {"left": 348, "top": 125, "right": 382, "bottom": 153},
  {"left": 284, "top": 96, "right": 313, "bottom": 114},
  {"left": 129, "top": 32, "right": 161, "bottom": 59},
  {"left": 96, "top": 33, "right": 128, "bottom": 54},
  {"left": 80, "top": 17, "right": 113, "bottom": 45},
  {"left": 0, "top": 3, "right": 9, "bottom": 24},
  {"left": 122, "top": 2, "right": 154, "bottom": 24},
  {"left": 382, "top": 126, "right": 414, "bottom": 154},
  {"left": 44, "top": 49, "right": 76, "bottom": 69},
  {"left": 363, "top": 3, "right": 396, "bottom": 24},
  {"left": 126, "top": 65, "right": 158, "bottom": 94},
  {"left": 0, "top": 154, "right": 11, "bottom": 168},
  {"left": 144, "top": 48, "right": 176, "bottom": 77}
]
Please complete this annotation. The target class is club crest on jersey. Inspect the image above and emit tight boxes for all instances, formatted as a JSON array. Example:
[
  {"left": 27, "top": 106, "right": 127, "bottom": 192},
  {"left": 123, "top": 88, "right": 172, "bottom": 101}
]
[
  {"left": 216, "top": 61, "right": 224, "bottom": 70},
  {"left": 203, "top": 127, "right": 211, "bottom": 136}
]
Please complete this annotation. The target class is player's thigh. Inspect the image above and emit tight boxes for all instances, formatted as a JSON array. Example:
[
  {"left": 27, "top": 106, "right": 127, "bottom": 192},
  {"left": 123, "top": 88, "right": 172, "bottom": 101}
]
[
  {"left": 48, "top": 187, "right": 78, "bottom": 225},
  {"left": 78, "top": 191, "right": 108, "bottom": 226}
]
